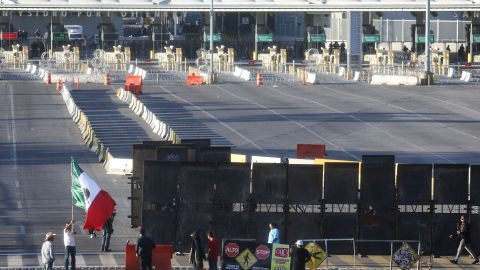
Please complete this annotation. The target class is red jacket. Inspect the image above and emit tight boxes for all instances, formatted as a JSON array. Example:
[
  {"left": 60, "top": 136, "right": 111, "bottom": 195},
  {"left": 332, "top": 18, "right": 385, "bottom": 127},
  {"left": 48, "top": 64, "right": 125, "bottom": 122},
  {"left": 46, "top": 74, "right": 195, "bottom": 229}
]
[{"left": 207, "top": 238, "right": 220, "bottom": 260}]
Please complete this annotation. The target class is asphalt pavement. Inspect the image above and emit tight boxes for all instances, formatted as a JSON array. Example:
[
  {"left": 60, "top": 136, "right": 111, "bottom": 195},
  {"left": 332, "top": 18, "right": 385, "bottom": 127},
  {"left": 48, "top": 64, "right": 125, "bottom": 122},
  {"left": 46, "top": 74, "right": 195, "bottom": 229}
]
[
  {"left": 0, "top": 80, "right": 137, "bottom": 255},
  {"left": 3, "top": 70, "right": 480, "bottom": 269},
  {"left": 139, "top": 79, "right": 480, "bottom": 164}
]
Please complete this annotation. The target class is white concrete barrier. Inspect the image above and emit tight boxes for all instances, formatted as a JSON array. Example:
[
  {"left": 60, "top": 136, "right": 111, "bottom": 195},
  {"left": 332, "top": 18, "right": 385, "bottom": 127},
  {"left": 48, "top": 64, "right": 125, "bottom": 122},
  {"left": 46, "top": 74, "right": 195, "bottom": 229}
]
[
  {"left": 305, "top": 72, "right": 317, "bottom": 84},
  {"left": 353, "top": 71, "right": 360, "bottom": 81},
  {"left": 370, "top": 75, "right": 419, "bottom": 86},
  {"left": 240, "top": 69, "right": 251, "bottom": 81},
  {"left": 104, "top": 157, "right": 133, "bottom": 175},
  {"left": 338, "top": 67, "right": 345, "bottom": 77},
  {"left": 447, "top": 68, "right": 455, "bottom": 78},
  {"left": 128, "top": 64, "right": 135, "bottom": 74},
  {"left": 234, "top": 66, "right": 242, "bottom": 77},
  {"left": 26, "top": 63, "right": 32, "bottom": 72},
  {"left": 460, "top": 71, "right": 467, "bottom": 81},
  {"left": 464, "top": 72, "right": 472, "bottom": 82}
]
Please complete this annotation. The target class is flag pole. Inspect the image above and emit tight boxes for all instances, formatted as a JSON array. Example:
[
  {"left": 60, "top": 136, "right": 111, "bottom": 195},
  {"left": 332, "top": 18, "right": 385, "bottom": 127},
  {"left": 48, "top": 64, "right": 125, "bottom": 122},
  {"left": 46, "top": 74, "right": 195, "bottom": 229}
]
[{"left": 71, "top": 157, "right": 74, "bottom": 222}]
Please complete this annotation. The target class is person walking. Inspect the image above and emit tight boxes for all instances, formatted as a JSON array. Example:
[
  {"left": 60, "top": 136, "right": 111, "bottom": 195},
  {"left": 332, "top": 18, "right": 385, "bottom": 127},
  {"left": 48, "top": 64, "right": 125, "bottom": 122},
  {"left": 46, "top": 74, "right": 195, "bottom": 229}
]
[
  {"left": 290, "top": 240, "right": 311, "bottom": 270},
  {"left": 41, "top": 232, "right": 56, "bottom": 270},
  {"left": 207, "top": 231, "right": 220, "bottom": 270},
  {"left": 189, "top": 230, "right": 206, "bottom": 270},
  {"left": 63, "top": 220, "right": 76, "bottom": 270},
  {"left": 136, "top": 227, "right": 156, "bottom": 270},
  {"left": 267, "top": 223, "right": 280, "bottom": 244},
  {"left": 449, "top": 214, "right": 479, "bottom": 264},
  {"left": 101, "top": 212, "right": 115, "bottom": 252}
]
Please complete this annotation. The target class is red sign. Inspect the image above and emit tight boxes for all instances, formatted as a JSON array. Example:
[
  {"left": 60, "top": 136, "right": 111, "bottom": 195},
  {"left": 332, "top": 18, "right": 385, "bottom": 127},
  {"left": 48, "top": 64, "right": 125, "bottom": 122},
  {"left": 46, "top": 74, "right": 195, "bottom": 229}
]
[
  {"left": 1, "top": 32, "right": 18, "bottom": 40},
  {"left": 255, "top": 245, "right": 270, "bottom": 260},
  {"left": 274, "top": 248, "right": 289, "bottom": 258},
  {"left": 225, "top": 243, "right": 240, "bottom": 258}
]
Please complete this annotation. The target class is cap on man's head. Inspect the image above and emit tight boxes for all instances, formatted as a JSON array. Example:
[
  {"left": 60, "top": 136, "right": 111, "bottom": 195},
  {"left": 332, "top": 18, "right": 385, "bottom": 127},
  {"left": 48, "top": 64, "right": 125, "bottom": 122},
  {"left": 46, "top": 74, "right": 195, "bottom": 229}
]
[
  {"left": 45, "top": 232, "right": 56, "bottom": 240},
  {"left": 295, "top": 240, "right": 304, "bottom": 246}
]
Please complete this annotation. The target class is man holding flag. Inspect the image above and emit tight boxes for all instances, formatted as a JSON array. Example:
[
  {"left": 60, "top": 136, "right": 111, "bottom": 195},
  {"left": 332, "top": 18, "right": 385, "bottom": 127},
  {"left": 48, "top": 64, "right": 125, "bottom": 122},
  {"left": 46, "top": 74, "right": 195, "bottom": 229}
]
[{"left": 71, "top": 158, "right": 116, "bottom": 235}]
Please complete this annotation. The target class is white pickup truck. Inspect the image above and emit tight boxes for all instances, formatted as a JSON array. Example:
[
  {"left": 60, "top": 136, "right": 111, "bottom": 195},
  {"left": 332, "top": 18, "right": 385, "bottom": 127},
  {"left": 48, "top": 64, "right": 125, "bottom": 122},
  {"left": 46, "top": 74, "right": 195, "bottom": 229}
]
[{"left": 64, "top": 25, "right": 84, "bottom": 41}]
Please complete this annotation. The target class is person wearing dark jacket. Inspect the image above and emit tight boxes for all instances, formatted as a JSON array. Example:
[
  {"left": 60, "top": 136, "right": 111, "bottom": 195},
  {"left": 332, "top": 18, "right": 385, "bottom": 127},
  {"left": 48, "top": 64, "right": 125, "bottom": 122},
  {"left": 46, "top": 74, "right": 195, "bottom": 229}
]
[
  {"left": 189, "top": 230, "right": 206, "bottom": 270},
  {"left": 290, "top": 240, "right": 311, "bottom": 270},
  {"left": 449, "top": 215, "right": 479, "bottom": 264},
  {"left": 101, "top": 212, "right": 115, "bottom": 252},
  {"left": 136, "top": 227, "right": 156, "bottom": 270}
]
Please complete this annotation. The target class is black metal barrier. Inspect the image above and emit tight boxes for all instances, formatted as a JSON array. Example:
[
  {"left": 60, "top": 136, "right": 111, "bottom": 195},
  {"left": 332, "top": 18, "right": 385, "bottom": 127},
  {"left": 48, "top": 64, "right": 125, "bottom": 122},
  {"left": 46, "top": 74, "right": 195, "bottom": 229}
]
[
  {"left": 129, "top": 141, "right": 232, "bottom": 228},
  {"left": 470, "top": 165, "right": 480, "bottom": 253},
  {"left": 134, "top": 148, "right": 476, "bottom": 255}
]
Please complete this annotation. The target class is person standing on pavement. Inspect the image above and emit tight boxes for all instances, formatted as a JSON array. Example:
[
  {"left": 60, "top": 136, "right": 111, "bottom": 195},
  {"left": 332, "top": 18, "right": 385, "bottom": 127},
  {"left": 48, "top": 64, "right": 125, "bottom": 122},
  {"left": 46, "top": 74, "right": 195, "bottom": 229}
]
[
  {"left": 101, "top": 212, "right": 115, "bottom": 252},
  {"left": 189, "top": 230, "right": 206, "bottom": 270},
  {"left": 267, "top": 223, "right": 280, "bottom": 244},
  {"left": 136, "top": 227, "right": 156, "bottom": 270},
  {"left": 290, "top": 240, "right": 311, "bottom": 270},
  {"left": 63, "top": 220, "right": 76, "bottom": 270},
  {"left": 207, "top": 231, "right": 220, "bottom": 270},
  {"left": 41, "top": 232, "right": 56, "bottom": 270},
  {"left": 449, "top": 214, "right": 479, "bottom": 264}
]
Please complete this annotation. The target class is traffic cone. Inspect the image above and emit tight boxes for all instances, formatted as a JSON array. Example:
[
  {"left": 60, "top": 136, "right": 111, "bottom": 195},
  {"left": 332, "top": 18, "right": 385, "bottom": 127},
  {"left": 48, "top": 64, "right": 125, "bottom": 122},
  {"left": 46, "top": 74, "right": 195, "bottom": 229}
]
[{"left": 56, "top": 79, "right": 62, "bottom": 91}]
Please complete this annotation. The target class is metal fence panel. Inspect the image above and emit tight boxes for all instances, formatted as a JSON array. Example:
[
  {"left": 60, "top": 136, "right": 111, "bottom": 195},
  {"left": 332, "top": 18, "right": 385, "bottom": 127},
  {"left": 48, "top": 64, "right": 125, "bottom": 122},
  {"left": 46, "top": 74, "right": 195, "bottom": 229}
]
[
  {"left": 397, "top": 164, "right": 432, "bottom": 204},
  {"left": 252, "top": 163, "right": 287, "bottom": 204},
  {"left": 433, "top": 164, "right": 468, "bottom": 204},
  {"left": 287, "top": 164, "right": 323, "bottom": 205},
  {"left": 324, "top": 162, "right": 359, "bottom": 204}
]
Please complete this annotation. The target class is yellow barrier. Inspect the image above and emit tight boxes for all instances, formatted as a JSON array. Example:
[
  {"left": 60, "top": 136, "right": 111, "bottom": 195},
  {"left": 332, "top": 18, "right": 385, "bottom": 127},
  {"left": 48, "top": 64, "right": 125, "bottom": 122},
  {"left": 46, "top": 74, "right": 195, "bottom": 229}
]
[{"left": 231, "top": 154, "right": 247, "bottom": 163}]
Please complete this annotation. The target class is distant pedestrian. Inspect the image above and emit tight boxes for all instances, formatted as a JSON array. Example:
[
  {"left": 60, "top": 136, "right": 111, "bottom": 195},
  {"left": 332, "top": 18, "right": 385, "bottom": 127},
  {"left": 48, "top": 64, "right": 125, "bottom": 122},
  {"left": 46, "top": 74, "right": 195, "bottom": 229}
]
[
  {"left": 189, "top": 230, "right": 206, "bottom": 270},
  {"left": 41, "top": 232, "right": 56, "bottom": 270},
  {"left": 450, "top": 214, "right": 479, "bottom": 264},
  {"left": 458, "top": 44, "right": 466, "bottom": 62},
  {"left": 207, "top": 231, "right": 220, "bottom": 270},
  {"left": 88, "top": 229, "right": 97, "bottom": 238},
  {"left": 136, "top": 227, "right": 156, "bottom": 270},
  {"left": 268, "top": 223, "right": 280, "bottom": 244},
  {"left": 101, "top": 212, "right": 115, "bottom": 252},
  {"left": 290, "top": 240, "right": 311, "bottom": 270},
  {"left": 63, "top": 220, "right": 76, "bottom": 270}
]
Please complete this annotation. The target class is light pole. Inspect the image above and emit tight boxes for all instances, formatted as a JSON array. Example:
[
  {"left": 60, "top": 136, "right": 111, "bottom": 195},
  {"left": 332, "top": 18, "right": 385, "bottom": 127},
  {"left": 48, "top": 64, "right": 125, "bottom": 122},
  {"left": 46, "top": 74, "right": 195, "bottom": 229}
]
[
  {"left": 210, "top": 0, "right": 214, "bottom": 82},
  {"left": 425, "top": 0, "right": 431, "bottom": 77}
]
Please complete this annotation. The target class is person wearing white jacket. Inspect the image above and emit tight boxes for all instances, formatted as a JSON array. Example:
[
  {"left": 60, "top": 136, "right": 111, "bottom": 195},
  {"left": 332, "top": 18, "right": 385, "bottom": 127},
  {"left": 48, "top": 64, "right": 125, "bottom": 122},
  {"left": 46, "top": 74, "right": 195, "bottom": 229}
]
[
  {"left": 64, "top": 220, "right": 76, "bottom": 270},
  {"left": 41, "top": 232, "right": 56, "bottom": 270}
]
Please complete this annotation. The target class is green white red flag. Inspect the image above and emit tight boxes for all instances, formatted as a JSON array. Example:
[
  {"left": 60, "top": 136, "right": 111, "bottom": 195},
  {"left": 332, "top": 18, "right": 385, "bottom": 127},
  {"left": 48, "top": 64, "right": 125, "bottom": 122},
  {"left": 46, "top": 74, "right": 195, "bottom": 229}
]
[{"left": 71, "top": 158, "right": 116, "bottom": 230}]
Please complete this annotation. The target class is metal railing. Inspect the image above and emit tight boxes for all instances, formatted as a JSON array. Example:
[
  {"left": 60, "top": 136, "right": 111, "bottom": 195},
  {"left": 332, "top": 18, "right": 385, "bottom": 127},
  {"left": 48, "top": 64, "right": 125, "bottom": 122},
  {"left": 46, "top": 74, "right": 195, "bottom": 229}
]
[{"left": 300, "top": 238, "right": 422, "bottom": 270}]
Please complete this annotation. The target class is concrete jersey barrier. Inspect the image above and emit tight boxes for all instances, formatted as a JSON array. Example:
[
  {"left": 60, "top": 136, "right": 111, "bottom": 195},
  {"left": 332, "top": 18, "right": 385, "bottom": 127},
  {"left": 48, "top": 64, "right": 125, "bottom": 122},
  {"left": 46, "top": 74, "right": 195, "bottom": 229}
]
[{"left": 370, "top": 75, "right": 419, "bottom": 86}]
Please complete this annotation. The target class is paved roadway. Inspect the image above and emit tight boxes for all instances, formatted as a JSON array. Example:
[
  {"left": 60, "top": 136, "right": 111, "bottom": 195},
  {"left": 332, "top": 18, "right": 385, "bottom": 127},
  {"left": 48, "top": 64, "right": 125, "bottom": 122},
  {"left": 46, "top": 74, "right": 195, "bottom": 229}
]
[
  {"left": 3, "top": 70, "right": 480, "bottom": 268},
  {"left": 140, "top": 78, "right": 480, "bottom": 164},
  {"left": 0, "top": 80, "right": 138, "bottom": 256}
]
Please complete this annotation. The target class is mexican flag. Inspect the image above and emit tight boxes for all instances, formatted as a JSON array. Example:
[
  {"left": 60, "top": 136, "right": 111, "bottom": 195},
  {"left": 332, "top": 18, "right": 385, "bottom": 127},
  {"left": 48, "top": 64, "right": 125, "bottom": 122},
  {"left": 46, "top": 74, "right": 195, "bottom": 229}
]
[{"left": 71, "top": 158, "right": 116, "bottom": 230}]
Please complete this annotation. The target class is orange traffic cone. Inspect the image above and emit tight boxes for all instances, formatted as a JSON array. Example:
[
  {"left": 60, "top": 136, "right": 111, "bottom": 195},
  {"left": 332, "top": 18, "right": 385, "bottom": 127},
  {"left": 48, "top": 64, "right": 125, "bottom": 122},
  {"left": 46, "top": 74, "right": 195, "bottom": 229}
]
[
  {"left": 104, "top": 73, "right": 110, "bottom": 86},
  {"left": 256, "top": 74, "right": 264, "bottom": 86},
  {"left": 56, "top": 79, "right": 62, "bottom": 91}
]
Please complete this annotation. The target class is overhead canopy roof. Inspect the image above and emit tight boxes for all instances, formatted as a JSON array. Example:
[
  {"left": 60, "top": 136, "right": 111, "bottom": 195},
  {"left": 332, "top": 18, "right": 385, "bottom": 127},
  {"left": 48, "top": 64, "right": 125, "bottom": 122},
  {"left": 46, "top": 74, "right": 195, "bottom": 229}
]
[{"left": 0, "top": 0, "right": 479, "bottom": 12}]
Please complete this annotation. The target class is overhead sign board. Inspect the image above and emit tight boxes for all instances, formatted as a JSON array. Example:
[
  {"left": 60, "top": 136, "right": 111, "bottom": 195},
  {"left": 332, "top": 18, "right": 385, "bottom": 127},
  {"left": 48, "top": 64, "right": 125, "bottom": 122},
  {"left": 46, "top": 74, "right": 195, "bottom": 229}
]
[
  {"left": 257, "top": 34, "right": 273, "bottom": 42},
  {"left": 308, "top": 34, "right": 326, "bottom": 43},
  {"left": 417, "top": 35, "right": 434, "bottom": 43},
  {"left": 204, "top": 32, "right": 221, "bottom": 42},
  {"left": 363, "top": 34, "right": 380, "bottom": 43}
]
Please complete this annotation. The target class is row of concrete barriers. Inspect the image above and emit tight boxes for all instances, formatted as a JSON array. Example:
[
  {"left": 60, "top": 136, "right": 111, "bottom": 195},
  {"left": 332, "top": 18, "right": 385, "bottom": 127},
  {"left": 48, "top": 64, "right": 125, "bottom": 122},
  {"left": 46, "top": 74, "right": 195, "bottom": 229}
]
[
  {"left": 59, "top": 83, "right": 133, "bottom": 175},
  {"left": 116, "top": 87, "right": 180, "bottom": 143},
  {"left": 127, "top": 64, "right": 148, "bottom": 80}
]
